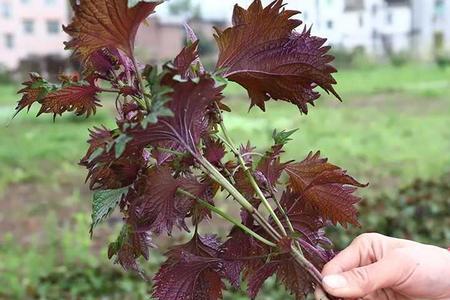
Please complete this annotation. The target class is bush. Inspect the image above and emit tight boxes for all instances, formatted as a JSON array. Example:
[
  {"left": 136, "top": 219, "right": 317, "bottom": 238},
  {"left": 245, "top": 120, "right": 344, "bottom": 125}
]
[
  {"left": 436, "top": 53, "right": 450, "bottom": 69},
  {"left": 390, "top": 51, "right": 410, "bottom": 67},
  {"left": 26, "top": 266, "right": 149, "bottom": 300},
  {"left": 0, "top": 64, "right": 13, "bottom": 84},
  {"left": 330, "top": 47, "right": 376, "bottom": 69},
  {"left": 330, "top": 172, "right": 450, "bottom": 249}
]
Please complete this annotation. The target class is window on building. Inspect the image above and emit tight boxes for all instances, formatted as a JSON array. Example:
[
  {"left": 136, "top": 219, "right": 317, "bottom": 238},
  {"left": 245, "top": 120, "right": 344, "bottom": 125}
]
[
  {"left": 45, "top": 0, "right": 57, "bottom": 4},
  {"left": 47, "top": 20, "right": 60, "bottom": 34},
  {"left": 4, "top": 33, "right": 14, "bottom": 49},
  {"left": 386, "top": 12, "right": 393, "bottom": 24},
  {"left": 371, "top": 4, "right": 378, "bottom": 16},
  {"left": 23, "top": 19, "right": 35, "bottom": 34},
  {"left": 372, "top": 29, "right": 378, "bottom": 39},
  {"left": 435, "top": 0, "right": 445, "bottom": 16},
  {"left": 327, "top": 20, "right": 333, "bottom": 29},
  {"left": 1, "top": 2, "right": 11, "bottom": 18},
  {"left": 21, "top": 0, "right": 30, "bottom": 3},
  {"left": 359, "top": 15, "right": 364, "bottom": 27}
]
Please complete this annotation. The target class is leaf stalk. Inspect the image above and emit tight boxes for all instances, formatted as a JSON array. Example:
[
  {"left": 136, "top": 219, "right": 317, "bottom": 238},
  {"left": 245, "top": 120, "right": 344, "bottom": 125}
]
[
  {"left": 215, "top": 107, "right": 287, "bottom": 237},
  {"left": 177, "top": 188, "right": 276, "bottom": 247},
  {"left": 197, "top": 155, "right": 282, "bottom": 241}
]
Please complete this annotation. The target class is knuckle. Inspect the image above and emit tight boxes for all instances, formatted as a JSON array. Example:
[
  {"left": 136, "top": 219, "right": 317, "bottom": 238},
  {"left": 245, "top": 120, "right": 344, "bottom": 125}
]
[
  {"left": 355, "top": 233, "right": 380, "bottom": 244},
  {"left": 351, "top": 268, "right": 374, "bottom": 293}
]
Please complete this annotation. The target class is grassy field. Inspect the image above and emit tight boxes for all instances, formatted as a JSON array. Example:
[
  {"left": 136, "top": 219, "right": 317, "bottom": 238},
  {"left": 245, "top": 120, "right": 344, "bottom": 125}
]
[{"left": 0, "top": 64, "right": 449, "bottom": 299}]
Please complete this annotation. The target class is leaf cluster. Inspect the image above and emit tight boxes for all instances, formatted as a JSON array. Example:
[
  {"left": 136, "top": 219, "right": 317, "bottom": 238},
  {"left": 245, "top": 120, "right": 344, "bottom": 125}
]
[{"left": 15, "top": 1, "right": 367, "bottom": 299}]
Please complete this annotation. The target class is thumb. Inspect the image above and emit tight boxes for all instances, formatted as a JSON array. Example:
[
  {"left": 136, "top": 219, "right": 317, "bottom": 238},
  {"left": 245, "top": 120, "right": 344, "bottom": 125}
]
[{"left": 321, "top": 255, "right": 402, "bottom": 298}]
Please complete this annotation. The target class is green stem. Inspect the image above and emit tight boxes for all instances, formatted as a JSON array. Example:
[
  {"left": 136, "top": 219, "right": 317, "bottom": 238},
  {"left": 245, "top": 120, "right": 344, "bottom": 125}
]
[
  {"left": 199, "top": 156, "right": 253, "bottom": 211},
  {"left": 290, "top": 246, "right": 324, "bottom": 287},
  {"left": 155, "top": 147, "right": 186, "bottom": 156},
  {"left": 177, "top": 188, "right": 276, "bottom": 247},
  {"left": 216, "top": 117, "right": 287, "bottom": 236},
  {"left": 100, "top": 88, "right": 121, "bottom": 93},
  {"left": 198, "top": 156, "right": 281, "bottom": 241},
  {"left": 131, "top": 55, "right": 149, "bottom": 110},
  {"left": 241, "top": 152, "right": 265, "bottom": 158},
  {"left": 246, "top": 169, "right": 288, "bottom": 236},
  {"left": 270, "top": 190, "right": 303, "bottom": 255}
]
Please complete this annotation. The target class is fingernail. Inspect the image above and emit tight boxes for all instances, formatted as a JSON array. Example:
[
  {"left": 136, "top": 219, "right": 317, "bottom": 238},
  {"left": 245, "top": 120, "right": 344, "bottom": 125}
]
[{"left": 323, "top": 275, "right": 348, "bottom": 289}]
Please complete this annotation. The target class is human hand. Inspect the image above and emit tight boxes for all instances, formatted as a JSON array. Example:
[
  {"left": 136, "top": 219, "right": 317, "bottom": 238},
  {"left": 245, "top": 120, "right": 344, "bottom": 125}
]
[{"left": 317, "top": 233, "right": 450, "bottom": 300}]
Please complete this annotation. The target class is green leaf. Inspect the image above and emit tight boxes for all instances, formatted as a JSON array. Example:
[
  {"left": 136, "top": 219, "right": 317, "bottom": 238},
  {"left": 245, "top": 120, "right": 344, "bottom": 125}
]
[
  {"left": 90, "top": 187, "right": 129, "bottom": 236},
  {"left": 212, "top": 75, "right": 228, "bottom": 88},
  {"left": 143, "top": 107, "right": 174, "bottom": 127},
  {"left": 108, "top": 224, "right": 130, "bottom": 259},
  {"left": 115, "top": 134, "right": 133, "bottom": 158},
  {"left": 87, "top": 147, "right": 104, "bottom": 163},
  {"left": 273, "top": 129, "right": 298, "bottom": 146},
  {"left": 141, "top": 65, "right": 174, "bottom": 128}
]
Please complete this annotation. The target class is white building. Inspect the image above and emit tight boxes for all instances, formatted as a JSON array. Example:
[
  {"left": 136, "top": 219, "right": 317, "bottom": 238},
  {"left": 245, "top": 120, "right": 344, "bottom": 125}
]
[
  {"left": 0, "top": 0, "right": 449, "bottom": 71},
  {"left": 227, "top": 0, "right": 450, "bottom": 58},
  {"left": 295, "top": 0, "right": 450, "bottom": 57},
  {"left": 297, "top": 0, "right": 412, "bottom": 56},
  {"left": 0, "top": 0, "right": 69, "bottom": 70},
  {"left": 411, "top": 0, "right": 450, "bottom": 58}
]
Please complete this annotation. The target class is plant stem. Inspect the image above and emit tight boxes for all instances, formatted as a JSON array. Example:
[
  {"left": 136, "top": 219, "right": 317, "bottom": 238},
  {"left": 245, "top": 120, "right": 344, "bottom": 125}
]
[
  {"left": 215, "top": 116, "right": 287, "bottom": 236},
  {"left": 155, "top": 147, "right": 186, "bottom": 156},
  {"left": 314, "top": 287, "right": 330, "bottom": 300},
  {"left": 246, "top": 169, "right": 288, "bottom": 236},
  {"left": 131, "top": 54, "right": 150, "bottom": 110},
  {"left": 197, "top": 156, "right": 282, "bottom": 241},
  {"left": 177, "top": 188, "right": 276, "bottom": 247},
  {"left": 199, "top": 156, "right": 253, "bottom": 211},
  {"left": 290, "top": 246, "right": 324, "bottom": 287},
  {"left": 269, "top": 189, "right": 303, "bottom": 255},
  {"left": 241, "top": 152, "right": 265, "bottom": 158},
  {"left": 100, "top": 87, "right": 121, "bottom": 93}
]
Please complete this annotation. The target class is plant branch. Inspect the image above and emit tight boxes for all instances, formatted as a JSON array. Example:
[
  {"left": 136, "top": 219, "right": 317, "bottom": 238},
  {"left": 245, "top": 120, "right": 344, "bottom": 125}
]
[
  {"left": 241, "top": 152, "right": 265, "bottom": 158},
  {"left": 214, "top": 108, "right": 287, "bottom": 236},
  {"left": 155, "top": 147, "right": 186, "bottom": 156},
  {"left": 177, "top": 188, "right": 276, "bottom": 247},
  {"left": 131, "top": 54, "right": 150, "bottom": 110},
  {"left": 290, "top": 246, "right": 325, "bottom": 288},
  {"left": 100, "top": 87, "right": 121, "bottom": 93},
  {"left": 197, "top": 155, "right": 282, "bottom": 241},
  {"left": 269, "top": 189, "right": 303, "bottom": 255}
]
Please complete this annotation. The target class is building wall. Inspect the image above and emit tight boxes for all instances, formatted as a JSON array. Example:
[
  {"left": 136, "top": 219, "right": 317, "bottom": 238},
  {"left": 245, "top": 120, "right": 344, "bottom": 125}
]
[
  {"left": 298, "top": 0, "right": 413, "bottom": 56},
  {"left": 411, "top": 0, "right": 450, "bottom": 59},
  {"left": 446, "top": 1, "right": 450, "bottom": 50},
  {"left": 135, "top": 18, "right": 185, "bottom": 64},
  {"left": 0, "top": 0, "right": 69, "bottom": 70}
]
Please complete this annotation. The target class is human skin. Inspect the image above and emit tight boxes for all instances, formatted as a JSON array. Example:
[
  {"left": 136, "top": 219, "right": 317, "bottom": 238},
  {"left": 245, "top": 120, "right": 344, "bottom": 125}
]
[{"left": 316, "top": 233, "right": 450, "bottom": 300}]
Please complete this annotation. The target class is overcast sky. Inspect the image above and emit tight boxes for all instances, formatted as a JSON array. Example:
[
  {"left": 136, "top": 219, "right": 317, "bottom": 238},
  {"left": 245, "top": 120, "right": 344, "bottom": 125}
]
[{"left": 158, "top": 0, "right": 304, "bottom": 20}]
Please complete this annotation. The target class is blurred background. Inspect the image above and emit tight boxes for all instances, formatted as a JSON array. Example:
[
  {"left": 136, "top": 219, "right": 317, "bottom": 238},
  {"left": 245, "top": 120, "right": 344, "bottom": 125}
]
[{"left": 0, "top": 0, "right": 449, "bottom": 299}]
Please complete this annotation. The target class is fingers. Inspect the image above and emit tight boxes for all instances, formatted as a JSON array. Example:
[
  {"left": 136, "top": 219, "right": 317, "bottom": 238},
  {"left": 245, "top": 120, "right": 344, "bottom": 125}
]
[
  {"left": 321, "top": 251, "right": 404, "bottom": 298},
  {"left": 322, "top": 233, "right": 385, "bottom": 276}
]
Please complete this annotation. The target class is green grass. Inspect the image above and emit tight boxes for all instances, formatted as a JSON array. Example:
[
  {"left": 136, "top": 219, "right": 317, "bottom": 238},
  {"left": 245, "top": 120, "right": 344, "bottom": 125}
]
[
  {"left": 0, "top": 109, "right": 114, "bottom": 190},
  {"left": 224, "top": 95, "right": 450, "bottom": 192},
  {"left": 1, "top": 64, "right": 449, "bottom": 191},
  {"left": 225, "top": 64, "right": 450, "bottom": 98}
]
